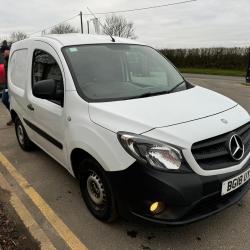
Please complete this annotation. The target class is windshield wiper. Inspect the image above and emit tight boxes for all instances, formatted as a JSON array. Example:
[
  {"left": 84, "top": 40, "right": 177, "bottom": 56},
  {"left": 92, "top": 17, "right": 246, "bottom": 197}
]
[
  {"left": 127, "top": 81, "right": 186, "bottom": 100},
  {"left": 167, "top": 80, "right": 186, "bottom": 93},
  {"left": 128, "top": 90, "right": 170, "bottom": 100}
]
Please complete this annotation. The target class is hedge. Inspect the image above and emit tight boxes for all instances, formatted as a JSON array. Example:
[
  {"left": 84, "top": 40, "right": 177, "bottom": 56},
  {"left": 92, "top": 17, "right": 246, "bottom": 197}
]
[{"left": 160, "top": 47, "right": 250, "bottom": 70}]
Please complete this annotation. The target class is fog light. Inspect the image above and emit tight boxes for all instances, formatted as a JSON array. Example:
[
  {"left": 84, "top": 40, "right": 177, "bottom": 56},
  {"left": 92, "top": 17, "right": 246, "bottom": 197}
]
[{"left": 149, "top": 201, "right": 165, "bottom": 214}]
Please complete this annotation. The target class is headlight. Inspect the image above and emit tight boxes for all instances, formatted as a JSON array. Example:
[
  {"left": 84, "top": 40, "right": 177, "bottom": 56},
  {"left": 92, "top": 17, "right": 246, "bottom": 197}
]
[{"left": 118, "top": 132, "right": 182, "bottom": 170}]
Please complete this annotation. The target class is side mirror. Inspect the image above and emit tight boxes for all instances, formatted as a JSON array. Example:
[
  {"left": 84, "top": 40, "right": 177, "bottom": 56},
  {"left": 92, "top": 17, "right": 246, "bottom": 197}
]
[{"left": 33, "top": 79, "right": 60, "bottom": 100}]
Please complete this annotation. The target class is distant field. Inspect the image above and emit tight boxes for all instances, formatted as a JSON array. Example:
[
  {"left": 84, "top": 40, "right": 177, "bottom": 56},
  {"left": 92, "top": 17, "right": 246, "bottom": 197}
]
[{"left": 180, "top": 68, "right": 245, "bottom": 77}]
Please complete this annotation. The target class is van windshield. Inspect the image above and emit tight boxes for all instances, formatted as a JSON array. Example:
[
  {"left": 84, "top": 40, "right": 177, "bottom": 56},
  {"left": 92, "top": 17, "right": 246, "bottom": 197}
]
[{"left": 63, "top": 44, "right": 186, "bottom": 102}]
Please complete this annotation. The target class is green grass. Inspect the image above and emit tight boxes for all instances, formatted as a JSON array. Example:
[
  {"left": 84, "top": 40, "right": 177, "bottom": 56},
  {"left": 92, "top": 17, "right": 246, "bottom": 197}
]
[{"left": 180, "top": 68, "right": 245, "bottom": 77}]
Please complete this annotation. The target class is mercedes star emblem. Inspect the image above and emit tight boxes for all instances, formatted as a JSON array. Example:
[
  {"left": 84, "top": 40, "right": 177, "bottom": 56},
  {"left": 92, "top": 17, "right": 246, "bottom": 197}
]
[{"left": 229, "top": 134, "right": 245, "bottom": 161}]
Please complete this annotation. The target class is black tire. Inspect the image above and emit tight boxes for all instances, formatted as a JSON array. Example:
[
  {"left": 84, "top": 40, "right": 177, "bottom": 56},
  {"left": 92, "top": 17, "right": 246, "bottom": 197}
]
[
  {"left": 15, "top": 117, "right": 34, "bottom": 151},
  {"left": 79, "top": 158, "right": 117, "bottom": 222}
]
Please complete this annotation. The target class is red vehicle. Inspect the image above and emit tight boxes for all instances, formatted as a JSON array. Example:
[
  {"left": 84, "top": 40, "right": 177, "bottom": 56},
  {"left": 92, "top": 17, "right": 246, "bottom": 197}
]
[{"left": 0, "top": 53, "right": 5, "bottom": 94}]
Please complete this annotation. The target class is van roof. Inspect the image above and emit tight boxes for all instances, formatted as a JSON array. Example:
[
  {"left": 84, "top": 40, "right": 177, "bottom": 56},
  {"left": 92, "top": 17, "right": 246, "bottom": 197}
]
[{"left": 28, "top": 34, "right": 146, "bottom": 47}]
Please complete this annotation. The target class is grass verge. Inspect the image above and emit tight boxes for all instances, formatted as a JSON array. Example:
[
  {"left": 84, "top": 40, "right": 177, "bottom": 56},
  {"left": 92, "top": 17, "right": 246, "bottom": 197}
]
[{"left": 180, "top": 68, "right": 245, "bottom": 77}]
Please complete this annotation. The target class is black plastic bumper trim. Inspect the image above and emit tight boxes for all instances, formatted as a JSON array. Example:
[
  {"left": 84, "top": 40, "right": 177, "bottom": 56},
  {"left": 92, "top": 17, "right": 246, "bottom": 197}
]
[
  {"left": 131, "top": 180, "right": 249, "bottom": 225},
  {"left": 23, "top": 118, "right": 63, "bottom": 150},
  {"left": 108, "top": 160, "right": 250, "bottom": 225}
]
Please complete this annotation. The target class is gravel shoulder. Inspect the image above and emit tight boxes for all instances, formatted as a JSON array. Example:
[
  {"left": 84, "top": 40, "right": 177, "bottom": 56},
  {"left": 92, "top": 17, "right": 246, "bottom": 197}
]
[{"left": 0, "top": 187, "right": 40, "bottom": 250}]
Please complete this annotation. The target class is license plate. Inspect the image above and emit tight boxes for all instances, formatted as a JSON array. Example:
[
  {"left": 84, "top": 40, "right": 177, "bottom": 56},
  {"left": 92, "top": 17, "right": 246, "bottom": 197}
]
[{"left": 221, "top": 168, "right": 250, "bottom": 196}]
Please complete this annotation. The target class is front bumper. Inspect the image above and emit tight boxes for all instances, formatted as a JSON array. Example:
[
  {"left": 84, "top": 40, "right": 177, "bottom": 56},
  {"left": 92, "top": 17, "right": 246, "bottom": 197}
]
[{"left": 108, "top": 160, "right": 250, "bottom": 225}]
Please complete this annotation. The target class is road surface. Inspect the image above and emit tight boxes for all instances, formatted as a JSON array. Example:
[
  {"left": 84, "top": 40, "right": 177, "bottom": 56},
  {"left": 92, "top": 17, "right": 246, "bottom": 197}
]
[{"left": 0, "top": 74, "right": 249, "bottom": 250}]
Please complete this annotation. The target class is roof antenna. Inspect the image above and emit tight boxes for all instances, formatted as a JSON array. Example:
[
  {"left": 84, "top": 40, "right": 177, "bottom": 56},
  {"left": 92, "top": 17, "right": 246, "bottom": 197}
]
[{"left": 86, "top": 7, "right": 116, "bottom": 42}]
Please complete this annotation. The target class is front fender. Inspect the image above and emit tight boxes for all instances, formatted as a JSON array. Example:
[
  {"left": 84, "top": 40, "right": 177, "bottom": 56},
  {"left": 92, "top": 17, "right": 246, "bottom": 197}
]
[{"left": 67, "top": 121, "right": 135, "bottom": 172}]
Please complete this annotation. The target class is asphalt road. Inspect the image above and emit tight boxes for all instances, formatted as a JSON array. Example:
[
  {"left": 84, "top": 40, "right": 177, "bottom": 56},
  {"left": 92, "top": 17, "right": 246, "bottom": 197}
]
[
  {"left": 0, "top": 74, "right": 250, "bottom": 250},
  {"left": 183, "top": 73, "right": 245, "bottom": 83}
]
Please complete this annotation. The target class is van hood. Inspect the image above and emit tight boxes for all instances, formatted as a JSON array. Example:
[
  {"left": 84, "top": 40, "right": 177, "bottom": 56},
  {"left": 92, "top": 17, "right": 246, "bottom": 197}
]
[{"left": 89, "top": 86, "right": 237, "bottom": 134}]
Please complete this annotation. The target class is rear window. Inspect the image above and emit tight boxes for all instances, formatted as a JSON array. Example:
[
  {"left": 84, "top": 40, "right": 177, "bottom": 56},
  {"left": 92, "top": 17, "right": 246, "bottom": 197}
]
[
  {"left": 9, "top": 49, "right": 28, "bottom": 89},
  {"left": 0, "top": 54, "right": 4, "bottom": 64}
]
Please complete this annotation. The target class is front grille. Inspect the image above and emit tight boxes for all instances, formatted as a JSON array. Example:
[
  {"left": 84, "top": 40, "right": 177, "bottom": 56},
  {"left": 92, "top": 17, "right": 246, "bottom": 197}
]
[{"left": 191, "top": 122, "right": 250, "bottom": 170}]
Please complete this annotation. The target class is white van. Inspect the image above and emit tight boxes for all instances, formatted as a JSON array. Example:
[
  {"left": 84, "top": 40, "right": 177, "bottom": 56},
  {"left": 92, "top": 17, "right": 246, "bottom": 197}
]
[{"left": 8, "top": 34, "right": 250, "bottom": 224}]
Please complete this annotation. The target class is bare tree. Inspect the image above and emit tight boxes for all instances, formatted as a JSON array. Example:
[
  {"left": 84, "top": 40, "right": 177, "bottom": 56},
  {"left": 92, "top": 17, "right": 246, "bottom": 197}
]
[
  {"left": 50, "top": 24, "right": 79, "bottom": 34},
  {"left": 10, "top": 31, "right": 28, "bottom": 42},
  {"left": 103, "top": 15, "right": 136, "bottom": 39}
]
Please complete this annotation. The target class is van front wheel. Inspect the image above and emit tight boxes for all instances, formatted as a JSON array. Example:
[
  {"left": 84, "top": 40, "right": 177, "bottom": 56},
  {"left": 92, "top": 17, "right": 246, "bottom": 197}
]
[
  {"left": 79, "top": 159, "right": 117, "bottom": 222},
  {"left": 15, "top": 117, "right": 34, "bottom": 151}
]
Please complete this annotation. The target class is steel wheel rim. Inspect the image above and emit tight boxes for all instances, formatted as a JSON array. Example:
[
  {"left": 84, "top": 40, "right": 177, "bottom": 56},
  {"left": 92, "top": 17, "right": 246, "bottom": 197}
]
[
  {"left": 17, "top": 125, "right": 25, "bottom": 145},
  {"left": 86, "top": 171, "right": 106, "bottom": 206}
]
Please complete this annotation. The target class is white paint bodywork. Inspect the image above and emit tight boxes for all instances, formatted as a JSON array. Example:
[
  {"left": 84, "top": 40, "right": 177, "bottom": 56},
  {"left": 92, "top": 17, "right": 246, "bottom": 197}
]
[
  {"left": 89, "top": 86, "right": 237, "bottom": 134},
  {"left": 8, "top": 34, "right": 250, "bottom": 177},
  {"left": 143, "top": 105, "right": 250, "bottom": 176}
]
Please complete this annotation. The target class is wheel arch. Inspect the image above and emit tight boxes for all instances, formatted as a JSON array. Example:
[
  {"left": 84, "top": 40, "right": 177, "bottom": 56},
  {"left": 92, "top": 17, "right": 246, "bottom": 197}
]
[{"left": 70, "top": 148, "right": 104, "bottom": 179}]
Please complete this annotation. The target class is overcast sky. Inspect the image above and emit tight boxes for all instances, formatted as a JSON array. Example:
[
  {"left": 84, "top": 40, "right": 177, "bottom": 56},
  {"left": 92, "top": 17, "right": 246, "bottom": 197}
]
[{"left": 0, "top": 0, "right": 249, "bottom": 48}]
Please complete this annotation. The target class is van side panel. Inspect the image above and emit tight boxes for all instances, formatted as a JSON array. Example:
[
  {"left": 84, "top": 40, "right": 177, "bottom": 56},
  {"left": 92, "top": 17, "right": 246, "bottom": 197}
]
[
  {"left": 9, "top": 47, "right": 29, "bottom": 126},
  {"left": 9, "top": 39, "right": 135, "bottom": 176},
  {"left": 9, "top": 42, "right": 36, "bottom": 140},
  {"left": 9, "top": 48, "right": 28, "bottom": 95}
]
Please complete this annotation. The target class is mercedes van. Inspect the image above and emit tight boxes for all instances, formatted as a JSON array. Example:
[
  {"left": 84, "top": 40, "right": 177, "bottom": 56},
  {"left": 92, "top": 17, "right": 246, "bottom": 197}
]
[{"left": 8, "top": 34, "right": 250, "bottom": 224}]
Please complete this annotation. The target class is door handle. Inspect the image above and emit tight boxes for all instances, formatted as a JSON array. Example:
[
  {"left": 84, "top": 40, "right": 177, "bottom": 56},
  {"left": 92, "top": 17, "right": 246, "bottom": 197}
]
[{"left": 27, "top": 104, "right": 35, "bottom": 111}]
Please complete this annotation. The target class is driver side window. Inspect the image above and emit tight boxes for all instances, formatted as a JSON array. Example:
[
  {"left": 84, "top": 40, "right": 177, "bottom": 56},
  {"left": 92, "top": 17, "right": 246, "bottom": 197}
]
[{"left": 32, "top": 49, "right": 64, "bottom": 106}]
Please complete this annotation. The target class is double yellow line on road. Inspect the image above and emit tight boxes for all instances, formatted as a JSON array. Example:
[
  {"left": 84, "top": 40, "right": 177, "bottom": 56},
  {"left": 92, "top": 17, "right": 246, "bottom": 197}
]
[
  {"left": 0, "top": 173, "right": 56, "bottom": 250},
  {"left": 0, "top": 152, "right": 88, "bottom": 250}
]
